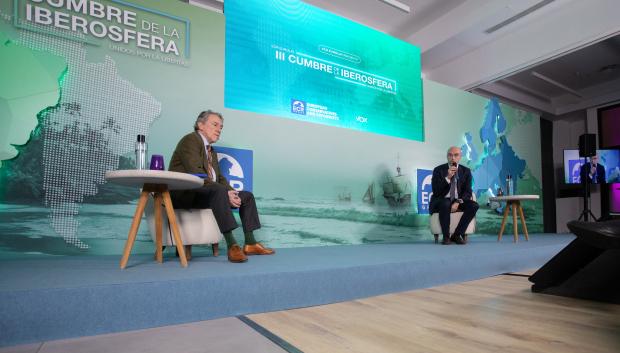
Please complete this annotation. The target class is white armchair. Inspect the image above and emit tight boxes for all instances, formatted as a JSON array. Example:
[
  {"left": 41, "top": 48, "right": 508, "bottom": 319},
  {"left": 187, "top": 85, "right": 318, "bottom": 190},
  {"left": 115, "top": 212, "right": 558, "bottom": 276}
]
[
  {"left": 430, "top": 193, "right": 477, "bottom": 243},
  {"left": 144, "top": 198, "right": 222, "bottom": 253}
]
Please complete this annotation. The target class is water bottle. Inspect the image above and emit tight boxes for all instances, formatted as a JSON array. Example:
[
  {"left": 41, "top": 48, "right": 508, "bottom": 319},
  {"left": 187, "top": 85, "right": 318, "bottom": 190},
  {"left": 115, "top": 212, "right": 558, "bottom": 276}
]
[
  {"left": 505, "top": 174, "right": 510, "bottom": 196},
  {"left": 506, "top": 174, "right": 514, "bottom": 196},
  {"left": 135, "top": 134, "right": 147, "bottom": 170}
]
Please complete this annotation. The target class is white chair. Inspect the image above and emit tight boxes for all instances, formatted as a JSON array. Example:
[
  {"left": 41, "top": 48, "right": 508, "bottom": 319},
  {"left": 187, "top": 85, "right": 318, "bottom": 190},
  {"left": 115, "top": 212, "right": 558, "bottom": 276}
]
[
  {"left": 144, "top": 198, "right": 222, "bottom": 254},
  {"left": 430, "top": 194, "right": 477, "bottom": 243}
]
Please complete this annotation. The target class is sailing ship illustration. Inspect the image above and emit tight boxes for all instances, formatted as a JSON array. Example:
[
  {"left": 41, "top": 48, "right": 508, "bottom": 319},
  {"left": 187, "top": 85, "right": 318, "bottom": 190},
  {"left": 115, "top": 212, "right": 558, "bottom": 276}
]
[
  {"left": 337, "top": 187, "right": 351, "bottom": 202},
  {"left": 382, "top": 157, "right": 411, "bottom": 207},
  {"left": 362, "top": 182, "right": 375, "bottom": 204}
]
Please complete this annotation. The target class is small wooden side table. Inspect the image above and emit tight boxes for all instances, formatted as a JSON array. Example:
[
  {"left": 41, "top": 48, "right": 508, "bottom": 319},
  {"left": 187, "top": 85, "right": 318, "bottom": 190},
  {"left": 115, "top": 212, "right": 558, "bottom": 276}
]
[
  {"left": 489, "top": 195, "right": 540, "bottom": 243},
  {"left": 105, "top": 170, "right": 203, "bottom": 269}
]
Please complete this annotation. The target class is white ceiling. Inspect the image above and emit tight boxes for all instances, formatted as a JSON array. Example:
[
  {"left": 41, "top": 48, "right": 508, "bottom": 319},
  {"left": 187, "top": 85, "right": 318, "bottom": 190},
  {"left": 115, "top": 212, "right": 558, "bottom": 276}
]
[
  {"left": 189, "top": 0, "right": 620, "bottom": 117},
  {"left": 473, "top": 34, "right": 620, "bottom": 116},
  {"left": 304, "top": 0, "right": 563, "bottom": 70}
]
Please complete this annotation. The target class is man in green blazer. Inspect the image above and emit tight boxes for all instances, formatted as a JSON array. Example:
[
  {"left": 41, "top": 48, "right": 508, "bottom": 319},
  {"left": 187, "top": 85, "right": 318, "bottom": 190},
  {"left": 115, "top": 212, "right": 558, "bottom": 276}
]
[{"left": 169, "top": 110, "right": 274, "bottom": 263}]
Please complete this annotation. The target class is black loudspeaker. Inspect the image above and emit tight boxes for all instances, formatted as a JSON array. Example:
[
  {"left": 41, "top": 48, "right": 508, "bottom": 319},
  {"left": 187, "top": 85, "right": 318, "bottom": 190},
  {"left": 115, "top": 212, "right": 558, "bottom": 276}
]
[
  {"left": 578, "top": 133, "right": 596, "bottom": 157},
  {"left": 529, "top": 220, "right": 620, "bottom": 304}
]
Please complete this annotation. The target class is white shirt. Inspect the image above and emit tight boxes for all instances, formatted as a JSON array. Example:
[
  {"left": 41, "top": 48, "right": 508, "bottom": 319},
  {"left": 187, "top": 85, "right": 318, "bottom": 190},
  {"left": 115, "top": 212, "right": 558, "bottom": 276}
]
[{"left": 198, "top": 132, "right": 217, "bottom": 182}]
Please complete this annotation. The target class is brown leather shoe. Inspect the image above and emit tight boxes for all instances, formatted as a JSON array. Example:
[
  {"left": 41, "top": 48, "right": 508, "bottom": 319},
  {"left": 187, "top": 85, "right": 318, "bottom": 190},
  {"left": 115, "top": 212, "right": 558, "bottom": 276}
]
[
  {"left": 243, "top": 243, "right": 275, "bottom": 255},
  {"left": 227, "top": 244, "right": 247, "bottom": 263},
  {"left": 451, "top": 234, "right": 466, "bottom": 245},
  {"left": 212, "top": 243, "right": 219, "bottom": 257}
]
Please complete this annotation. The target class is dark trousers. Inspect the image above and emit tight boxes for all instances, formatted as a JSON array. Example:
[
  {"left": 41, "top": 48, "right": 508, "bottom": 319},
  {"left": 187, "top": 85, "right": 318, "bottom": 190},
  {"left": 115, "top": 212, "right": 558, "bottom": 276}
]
[
  {"left": 174, "top": 183, "right": 261, "bottom": 234},
  {"left": 430, "top": 198, "right": 479, "bottom": 238}
]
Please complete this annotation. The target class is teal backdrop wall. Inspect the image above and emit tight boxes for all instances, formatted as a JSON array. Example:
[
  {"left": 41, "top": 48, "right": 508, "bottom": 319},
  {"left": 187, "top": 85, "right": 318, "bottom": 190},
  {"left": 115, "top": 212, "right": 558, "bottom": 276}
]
[{"left": 0, "top": 1, "right": 543, "bottom": 256}]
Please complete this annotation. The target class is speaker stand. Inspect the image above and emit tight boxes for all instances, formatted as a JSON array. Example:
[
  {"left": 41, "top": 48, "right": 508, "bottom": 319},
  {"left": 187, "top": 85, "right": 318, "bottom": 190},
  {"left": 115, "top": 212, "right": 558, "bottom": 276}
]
[{"left": 578, "top": 180, "right": 598, "bottom": 222}]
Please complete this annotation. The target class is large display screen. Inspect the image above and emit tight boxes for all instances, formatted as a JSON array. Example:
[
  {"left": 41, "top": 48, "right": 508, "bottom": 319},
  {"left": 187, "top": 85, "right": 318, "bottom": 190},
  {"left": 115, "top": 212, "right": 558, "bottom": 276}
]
[
  {"left": 563, "top": 149, "right": 620, "bottom": 184},
  {"left": 224, "top": 0, "right": 424, "bottom": 141}
]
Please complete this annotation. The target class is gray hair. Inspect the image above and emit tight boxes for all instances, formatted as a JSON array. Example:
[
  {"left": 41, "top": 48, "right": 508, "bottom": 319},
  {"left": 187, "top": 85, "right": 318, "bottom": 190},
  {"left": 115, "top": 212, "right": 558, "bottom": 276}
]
[{"left": 194, "top": 110, "right": 223, "bottom": 131}]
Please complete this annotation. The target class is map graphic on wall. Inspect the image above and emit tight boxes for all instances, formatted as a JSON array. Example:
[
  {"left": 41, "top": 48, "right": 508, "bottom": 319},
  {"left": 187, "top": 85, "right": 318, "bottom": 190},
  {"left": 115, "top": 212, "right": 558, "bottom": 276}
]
[
  {"left": 460, "top": 97, "right": 542, "bottom": 227},
  {"left": 224, "top": 0, "right": 424, "bottom": 141},
  {"left": 1, "top": 1, "right": 171, "bottom": 249}
]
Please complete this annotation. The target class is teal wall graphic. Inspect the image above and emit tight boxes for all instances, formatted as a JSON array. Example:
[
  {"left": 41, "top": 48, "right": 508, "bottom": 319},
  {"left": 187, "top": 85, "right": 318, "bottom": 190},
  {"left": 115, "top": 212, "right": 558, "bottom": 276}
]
[{"left": 0, "top": 0, "right": 542, "bottom": 257}]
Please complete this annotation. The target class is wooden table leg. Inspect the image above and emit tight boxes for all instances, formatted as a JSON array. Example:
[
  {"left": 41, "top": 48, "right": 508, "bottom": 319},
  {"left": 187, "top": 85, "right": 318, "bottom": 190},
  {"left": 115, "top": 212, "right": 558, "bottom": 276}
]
[
  {"left": 512, "top": 201, "right": 519, "bottom": 243},
  {"left": 518, "top": 203, "right": 529, "bottom": 241},
  {"left": 498, "top": 201, "right": 510, "bottom": 241},
  {"left": 154, "top": 192, "right": 164, "bottom": 263},
  {"left": 120, "top": 190, "right": 150, "bottom": 269},
  {"left": 162, "top": 190, "right": 188, "bottom": 267}
]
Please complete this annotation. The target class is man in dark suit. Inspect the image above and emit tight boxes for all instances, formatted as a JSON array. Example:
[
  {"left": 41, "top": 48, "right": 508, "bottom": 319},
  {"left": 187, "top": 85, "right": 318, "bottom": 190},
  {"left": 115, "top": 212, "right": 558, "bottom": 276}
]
[
  {"left": 429, "top": 146, "right": 479, "bottom": 245},
  {"left": 580, "top": 155, "right": 606, "bottom": 184},
  {"left": 169, "top": 110, "right": 274, "bottom": 263}
]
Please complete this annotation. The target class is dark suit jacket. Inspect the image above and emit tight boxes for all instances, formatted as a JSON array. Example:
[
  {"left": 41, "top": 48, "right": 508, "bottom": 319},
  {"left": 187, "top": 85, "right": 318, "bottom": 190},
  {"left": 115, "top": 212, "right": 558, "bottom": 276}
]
[
  {"left": 168, "top": 132, "right": 233, "bottom": 208},
  {"left": 429, "top": 163, "right": 473, "bottom": 210},
  {"left": 580, "top": 162, "right": 606, "bottom": 184}
]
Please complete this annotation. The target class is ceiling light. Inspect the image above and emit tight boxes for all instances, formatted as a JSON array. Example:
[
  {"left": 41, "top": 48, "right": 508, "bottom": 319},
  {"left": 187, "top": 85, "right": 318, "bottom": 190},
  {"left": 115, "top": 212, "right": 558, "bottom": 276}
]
[
  {"left": 484, "top": 0, "right": 555, "bottom": 34},
  {"left": 378, "top": 0, "right": 411, "bottom": 14}
]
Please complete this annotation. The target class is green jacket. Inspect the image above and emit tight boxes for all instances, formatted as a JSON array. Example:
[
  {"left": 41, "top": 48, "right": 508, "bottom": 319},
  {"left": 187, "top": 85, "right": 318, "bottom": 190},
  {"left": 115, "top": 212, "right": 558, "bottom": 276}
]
[{"left": 168, "top": 131, "right": 233, "bottom": 208}]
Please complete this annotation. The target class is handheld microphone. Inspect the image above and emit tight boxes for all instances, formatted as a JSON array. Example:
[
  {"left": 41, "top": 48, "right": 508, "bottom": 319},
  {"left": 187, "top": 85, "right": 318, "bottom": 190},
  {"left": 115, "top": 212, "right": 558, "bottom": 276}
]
[{"left": 451, "top": 162, "right": 459, "bottom": 180}]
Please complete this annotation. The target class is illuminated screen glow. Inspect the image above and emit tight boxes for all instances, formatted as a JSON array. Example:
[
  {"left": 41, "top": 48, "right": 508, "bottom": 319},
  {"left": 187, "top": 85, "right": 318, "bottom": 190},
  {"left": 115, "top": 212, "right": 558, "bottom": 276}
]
[
  {"left": 224, "top": 0, "right": 424, "bottom": 141},
  {"left": 563, "top": 149, "right": 620, "bottom": 184}
]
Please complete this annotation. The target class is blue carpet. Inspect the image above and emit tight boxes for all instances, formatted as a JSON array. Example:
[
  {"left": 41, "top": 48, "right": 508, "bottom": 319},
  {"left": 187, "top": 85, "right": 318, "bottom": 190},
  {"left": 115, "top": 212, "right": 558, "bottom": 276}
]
[{"left": 0, "top": 234, "right": 573, "bottom": 346}]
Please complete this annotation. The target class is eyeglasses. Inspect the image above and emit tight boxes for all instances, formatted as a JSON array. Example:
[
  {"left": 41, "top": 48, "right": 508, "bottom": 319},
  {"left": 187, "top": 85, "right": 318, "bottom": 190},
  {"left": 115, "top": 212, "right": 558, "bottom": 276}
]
[{"left": 447, "top": 153, "right": 460, "bottom": 157}]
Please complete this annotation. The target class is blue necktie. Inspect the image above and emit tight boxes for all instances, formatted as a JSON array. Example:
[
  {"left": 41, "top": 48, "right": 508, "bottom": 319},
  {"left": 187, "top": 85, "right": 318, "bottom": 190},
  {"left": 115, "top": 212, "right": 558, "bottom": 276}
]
[{"left": 449, "top": 176, "right": 457, "bottom": 201}]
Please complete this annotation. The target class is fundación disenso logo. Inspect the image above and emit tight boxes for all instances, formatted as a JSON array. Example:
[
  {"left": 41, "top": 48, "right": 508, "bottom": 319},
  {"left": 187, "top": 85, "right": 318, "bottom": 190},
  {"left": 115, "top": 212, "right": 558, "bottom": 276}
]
[
  {"left": 291, "top": 99, "right": 306, "bottom": 115},
  {"left": 215, "top": 146, "right": 253, "bottom": 192},
  {"left": 417, "top": 169, "right": 433, "bottom": 214}
]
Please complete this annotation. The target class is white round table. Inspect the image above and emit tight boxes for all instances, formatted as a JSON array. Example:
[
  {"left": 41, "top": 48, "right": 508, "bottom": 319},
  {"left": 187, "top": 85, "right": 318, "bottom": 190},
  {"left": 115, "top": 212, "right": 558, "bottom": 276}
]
[
  {"left": 105, "top": 170, "right": 203, "bottom": 269},
  {"left": 489, "top": 195, "right": 540, "bottom": 242}
]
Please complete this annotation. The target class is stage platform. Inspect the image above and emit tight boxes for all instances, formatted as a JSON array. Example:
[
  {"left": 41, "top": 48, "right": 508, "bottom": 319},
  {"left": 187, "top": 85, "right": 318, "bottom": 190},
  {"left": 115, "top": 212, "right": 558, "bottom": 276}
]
[{"left": 0, "top": 234, "right": 574, "bottom": 347}]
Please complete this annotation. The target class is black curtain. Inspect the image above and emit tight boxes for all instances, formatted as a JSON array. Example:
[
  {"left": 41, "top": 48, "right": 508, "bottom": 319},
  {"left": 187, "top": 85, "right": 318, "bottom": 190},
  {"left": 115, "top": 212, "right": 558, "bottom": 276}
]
[{"left": 540, "top": 117, "right": 557, "bottom": 232}]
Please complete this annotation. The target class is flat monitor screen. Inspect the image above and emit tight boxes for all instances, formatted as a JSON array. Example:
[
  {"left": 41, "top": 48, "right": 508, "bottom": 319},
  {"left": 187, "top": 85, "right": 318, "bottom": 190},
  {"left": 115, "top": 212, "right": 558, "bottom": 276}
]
[
  {"left": 563, "top": 149, "right": 620, "bottom": 184},
  {"left": 224, "top": 0, "right": 424, "bottom": 141}
]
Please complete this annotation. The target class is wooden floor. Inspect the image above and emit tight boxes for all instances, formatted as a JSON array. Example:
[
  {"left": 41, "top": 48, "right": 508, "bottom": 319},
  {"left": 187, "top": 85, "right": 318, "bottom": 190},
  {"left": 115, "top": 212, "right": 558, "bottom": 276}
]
[{"left": 249, "top": 274, "right": 620, "bottom": 353}]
